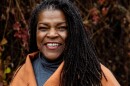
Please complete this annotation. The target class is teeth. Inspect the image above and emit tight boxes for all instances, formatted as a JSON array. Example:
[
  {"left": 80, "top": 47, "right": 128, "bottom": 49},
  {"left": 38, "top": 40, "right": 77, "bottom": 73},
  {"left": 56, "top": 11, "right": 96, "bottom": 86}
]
[{"left": 47, "top": 43, "right": 59, "bottom": 47}]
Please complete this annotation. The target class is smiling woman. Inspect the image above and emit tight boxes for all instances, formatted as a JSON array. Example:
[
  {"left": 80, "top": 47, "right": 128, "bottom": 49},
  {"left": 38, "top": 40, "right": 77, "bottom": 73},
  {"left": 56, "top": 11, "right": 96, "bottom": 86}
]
[{"left": 10, "top": 0, "right": 120, "bottom": 86}]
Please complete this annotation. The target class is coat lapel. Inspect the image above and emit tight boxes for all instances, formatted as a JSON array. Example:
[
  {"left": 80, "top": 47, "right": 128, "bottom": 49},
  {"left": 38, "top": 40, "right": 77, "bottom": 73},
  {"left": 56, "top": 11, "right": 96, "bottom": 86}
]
[
  {"left": 24, "top": 54, "right": 37, "bottom": 86},
  {"left": 44, "top": 62, "right": 64, "bottom": 86}
]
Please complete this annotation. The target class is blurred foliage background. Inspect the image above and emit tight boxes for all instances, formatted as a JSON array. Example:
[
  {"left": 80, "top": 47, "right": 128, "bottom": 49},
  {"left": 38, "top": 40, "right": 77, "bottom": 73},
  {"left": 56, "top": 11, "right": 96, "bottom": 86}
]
[{"left": 0, "top": 0, "right": 130, "bottom": 86}]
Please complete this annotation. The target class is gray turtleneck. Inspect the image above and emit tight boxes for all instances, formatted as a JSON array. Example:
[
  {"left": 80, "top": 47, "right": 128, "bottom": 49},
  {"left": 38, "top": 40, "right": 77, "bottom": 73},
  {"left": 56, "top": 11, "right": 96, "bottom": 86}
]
[{"left": 32, "top": 53, "right": 62, "bottom": 86}]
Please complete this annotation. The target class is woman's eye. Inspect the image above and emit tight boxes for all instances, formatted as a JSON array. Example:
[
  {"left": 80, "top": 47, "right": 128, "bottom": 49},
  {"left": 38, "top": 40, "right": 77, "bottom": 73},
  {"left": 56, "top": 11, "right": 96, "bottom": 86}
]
[
  {"left": 38, "top": 27, "right": 48, "bottom": 31},
  {"left": 58, "top": 26, "right": 67, "bottom": 31}
]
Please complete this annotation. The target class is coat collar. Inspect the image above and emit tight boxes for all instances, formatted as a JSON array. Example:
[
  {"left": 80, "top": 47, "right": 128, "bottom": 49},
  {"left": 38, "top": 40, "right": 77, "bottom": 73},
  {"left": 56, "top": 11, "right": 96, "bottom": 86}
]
[
  {"left": 23, "top": 52, "right": 37, "bottom": 86},
  {"left": 24, "top": 52, "right": 64, "bottom": 86}
]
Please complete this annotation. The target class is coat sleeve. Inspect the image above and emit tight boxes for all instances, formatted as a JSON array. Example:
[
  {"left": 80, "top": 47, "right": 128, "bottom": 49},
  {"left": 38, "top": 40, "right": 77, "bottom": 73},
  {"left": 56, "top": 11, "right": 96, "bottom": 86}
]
[{"left": 101, "top": 64, "right": 120, "bottom": 86}]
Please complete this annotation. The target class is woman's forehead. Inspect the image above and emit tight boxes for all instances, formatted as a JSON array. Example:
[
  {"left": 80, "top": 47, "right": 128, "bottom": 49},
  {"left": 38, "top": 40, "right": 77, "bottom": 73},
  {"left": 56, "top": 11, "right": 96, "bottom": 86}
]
[{"left": 37, "top": 10, "right": 66, "bottom": 24}]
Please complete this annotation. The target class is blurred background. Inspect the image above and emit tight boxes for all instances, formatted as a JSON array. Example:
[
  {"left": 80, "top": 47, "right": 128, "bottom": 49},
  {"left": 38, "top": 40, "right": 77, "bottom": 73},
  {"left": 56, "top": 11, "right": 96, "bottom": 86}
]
[{"left": 0, "top": 0, "right": 130, "bottom": 86}]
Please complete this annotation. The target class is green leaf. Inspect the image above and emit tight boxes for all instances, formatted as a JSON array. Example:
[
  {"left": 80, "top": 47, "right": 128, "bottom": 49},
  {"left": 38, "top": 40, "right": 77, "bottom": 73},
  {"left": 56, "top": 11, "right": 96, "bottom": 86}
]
[{"left": 4, "top": 67, "right": 11, "bottom": 74}]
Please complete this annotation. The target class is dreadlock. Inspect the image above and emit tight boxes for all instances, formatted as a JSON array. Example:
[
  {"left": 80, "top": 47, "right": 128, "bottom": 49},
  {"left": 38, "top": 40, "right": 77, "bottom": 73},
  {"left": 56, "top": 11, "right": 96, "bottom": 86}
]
[{"left": 29, "top": 0, "right": 103, "bottom": 86}]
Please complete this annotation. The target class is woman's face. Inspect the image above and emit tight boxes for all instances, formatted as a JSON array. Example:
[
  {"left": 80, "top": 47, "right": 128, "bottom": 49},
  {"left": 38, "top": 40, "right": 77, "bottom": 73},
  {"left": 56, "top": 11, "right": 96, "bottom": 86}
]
[{"left": 36, "top": 9, "right": 67, "bottom": 61}]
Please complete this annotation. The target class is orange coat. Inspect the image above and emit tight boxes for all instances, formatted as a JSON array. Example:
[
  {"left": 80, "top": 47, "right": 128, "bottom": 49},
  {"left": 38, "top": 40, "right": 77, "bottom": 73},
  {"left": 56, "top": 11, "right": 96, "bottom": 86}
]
[{"left": 10, "top": 52, "right": 120, "bottom": 86}]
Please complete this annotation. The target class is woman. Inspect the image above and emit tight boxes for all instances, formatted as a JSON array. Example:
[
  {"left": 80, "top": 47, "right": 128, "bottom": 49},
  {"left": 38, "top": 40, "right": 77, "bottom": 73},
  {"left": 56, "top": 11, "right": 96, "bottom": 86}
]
[{"left": 10, "top": 0, "right": 120, "bottom": 86}]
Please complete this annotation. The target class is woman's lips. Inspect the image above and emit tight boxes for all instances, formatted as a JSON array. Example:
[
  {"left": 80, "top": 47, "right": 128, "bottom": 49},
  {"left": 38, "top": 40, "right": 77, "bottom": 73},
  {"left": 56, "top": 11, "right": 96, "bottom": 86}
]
[{"left": 45, "top": 42, "right": 61, "bottom": 50}]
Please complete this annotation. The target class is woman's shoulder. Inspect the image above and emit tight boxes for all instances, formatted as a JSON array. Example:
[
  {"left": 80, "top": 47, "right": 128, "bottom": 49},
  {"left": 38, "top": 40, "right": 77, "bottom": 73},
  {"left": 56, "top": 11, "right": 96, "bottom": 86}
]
[
  {"left": 100, "top": 64, "right": 120, "bottom": 86},
  {"left": 10, "top": 52, "right": 38, "bottom": 86}
]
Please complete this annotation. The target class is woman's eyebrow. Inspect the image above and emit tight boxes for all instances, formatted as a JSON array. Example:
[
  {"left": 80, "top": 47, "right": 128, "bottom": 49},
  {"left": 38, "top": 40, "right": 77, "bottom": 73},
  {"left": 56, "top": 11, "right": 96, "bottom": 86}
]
[
  {"left": 57, "top": 22, "right": 66, "bottom": 26},
  {"left": 37, "top": 23, "right": 48, "bottom": 26}
]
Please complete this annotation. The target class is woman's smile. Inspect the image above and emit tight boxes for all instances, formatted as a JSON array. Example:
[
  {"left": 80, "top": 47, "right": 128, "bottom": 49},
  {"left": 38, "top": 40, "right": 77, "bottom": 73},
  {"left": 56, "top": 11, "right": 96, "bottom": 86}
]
[{"left": 44, "top": 42, "right": 62, "bottom": 50}]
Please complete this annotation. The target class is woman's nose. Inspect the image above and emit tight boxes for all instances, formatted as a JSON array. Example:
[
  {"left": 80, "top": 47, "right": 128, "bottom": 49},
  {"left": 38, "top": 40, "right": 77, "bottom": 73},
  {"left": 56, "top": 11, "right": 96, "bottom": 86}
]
[{"left": 47, "top": 28, "right": 58, "bottom": 38}]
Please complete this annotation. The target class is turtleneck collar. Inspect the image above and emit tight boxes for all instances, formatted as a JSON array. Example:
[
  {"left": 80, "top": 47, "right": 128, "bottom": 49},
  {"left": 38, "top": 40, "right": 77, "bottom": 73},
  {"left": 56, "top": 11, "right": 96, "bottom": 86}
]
[{"left": 38, "top": 52, "right": 63, "bottom": 72}]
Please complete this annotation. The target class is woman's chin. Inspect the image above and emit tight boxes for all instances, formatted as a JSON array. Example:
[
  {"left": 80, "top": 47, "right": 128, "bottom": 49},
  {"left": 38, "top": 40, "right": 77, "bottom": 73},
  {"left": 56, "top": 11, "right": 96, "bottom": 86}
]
[{"left": 43, "top": 53, "right": 61, "bottom": 61}]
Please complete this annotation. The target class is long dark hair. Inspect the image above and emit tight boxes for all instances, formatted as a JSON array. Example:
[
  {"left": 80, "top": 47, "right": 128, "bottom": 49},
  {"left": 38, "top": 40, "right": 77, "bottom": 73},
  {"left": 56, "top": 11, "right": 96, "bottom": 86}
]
[{"left": 29, "top": 0, "right": 102, "bottom": 85}]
